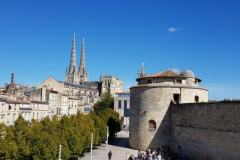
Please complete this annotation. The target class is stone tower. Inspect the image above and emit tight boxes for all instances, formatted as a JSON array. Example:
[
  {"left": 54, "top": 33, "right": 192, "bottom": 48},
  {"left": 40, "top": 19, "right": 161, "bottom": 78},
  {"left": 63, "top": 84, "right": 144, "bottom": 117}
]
[
  {"left": 78, "top": 37, "right": 88, "bottom": 83},
  {"left": 129, "top": 66, "right": 208, "bottom": 150},
  {"left": 66, "top": 33, "right": 78, "bottom": 84},
  {"left": 66, "top": 34, "right": 88, "bottom": 84},
  {"left": 11, "top": 73, "right": 15, "bottom": 84}
]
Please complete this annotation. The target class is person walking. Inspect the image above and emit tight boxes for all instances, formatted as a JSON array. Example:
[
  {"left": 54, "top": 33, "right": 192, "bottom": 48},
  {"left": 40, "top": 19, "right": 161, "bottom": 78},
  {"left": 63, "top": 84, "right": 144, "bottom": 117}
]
[
  {"left": 108, "top": 150, "right": 112, "bottom": 160},
  {"left": 137, "top": 150, "right": 142, "bottom": 160}
]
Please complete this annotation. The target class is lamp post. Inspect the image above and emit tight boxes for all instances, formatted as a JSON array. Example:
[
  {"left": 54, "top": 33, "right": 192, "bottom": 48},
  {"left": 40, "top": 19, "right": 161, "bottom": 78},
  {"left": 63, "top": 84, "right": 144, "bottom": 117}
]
[
  {"left": 91, "top": 133, "right": 93, "bottom": 160},
  {"left": 107, "top": 126, "right": 109, "bottom": 152},
  {"left": 58, "top": 144, "right": 62, "bottom": 160}
]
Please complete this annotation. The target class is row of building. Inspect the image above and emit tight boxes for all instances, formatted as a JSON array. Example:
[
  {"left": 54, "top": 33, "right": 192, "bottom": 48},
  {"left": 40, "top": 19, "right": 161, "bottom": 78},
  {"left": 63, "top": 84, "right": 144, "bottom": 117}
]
[{"left": 0, "top": 34, "right": 130, "bottom": 126}]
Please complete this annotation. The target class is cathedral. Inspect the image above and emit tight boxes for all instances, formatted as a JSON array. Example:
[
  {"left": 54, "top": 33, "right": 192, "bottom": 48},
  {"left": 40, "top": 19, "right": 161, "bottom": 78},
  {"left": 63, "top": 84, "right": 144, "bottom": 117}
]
[
  {"left": 65, "top": 33, "right": 88, "bottom": 84},
  {"left": 37, "top": 33, "right": 123, "bottom": 115},
  {"left": 0, "top": 33, "right": 124, "bottom": 125}
]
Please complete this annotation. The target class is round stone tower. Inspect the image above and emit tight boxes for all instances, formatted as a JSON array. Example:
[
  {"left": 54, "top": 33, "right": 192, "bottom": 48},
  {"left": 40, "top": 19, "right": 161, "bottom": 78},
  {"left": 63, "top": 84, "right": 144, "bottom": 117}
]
[{"left": 129, "top": 69, "right": 208, "bottom": 150}]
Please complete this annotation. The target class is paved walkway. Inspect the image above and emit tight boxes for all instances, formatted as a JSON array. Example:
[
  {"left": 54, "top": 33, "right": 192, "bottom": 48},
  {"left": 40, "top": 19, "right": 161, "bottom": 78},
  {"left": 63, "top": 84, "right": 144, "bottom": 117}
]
[{"left": 80, "top": 131, "right": 138, "bottom": 160}]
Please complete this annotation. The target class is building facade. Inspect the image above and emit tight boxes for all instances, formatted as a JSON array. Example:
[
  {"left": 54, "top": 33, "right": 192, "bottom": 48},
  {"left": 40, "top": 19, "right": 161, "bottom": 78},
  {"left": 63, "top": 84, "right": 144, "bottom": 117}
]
[
  {"left": 114, "top": 91, "right": 130, "bottom": 130},
  {"left": 100, "top": 75, "right": 123, "bottom": 95}
]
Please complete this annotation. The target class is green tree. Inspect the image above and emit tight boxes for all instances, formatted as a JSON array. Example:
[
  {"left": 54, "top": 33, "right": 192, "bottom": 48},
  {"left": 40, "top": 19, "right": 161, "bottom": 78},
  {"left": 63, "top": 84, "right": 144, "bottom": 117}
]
[
  {"left": 94, "top": 92, "right": 114, "bottom": 110},
  {"left": 13, "top": 115, "right": 31, "bottom": 159}
]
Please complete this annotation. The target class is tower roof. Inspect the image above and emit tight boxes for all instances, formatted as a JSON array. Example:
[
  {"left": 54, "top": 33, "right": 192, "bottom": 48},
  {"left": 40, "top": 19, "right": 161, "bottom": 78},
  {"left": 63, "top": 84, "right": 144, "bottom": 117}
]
[
  {"left": 137, "top": 70, "right": 201, "bottom": 82},
  {"left": 180, "top": 70, "right": 195, "bottom": 78}
]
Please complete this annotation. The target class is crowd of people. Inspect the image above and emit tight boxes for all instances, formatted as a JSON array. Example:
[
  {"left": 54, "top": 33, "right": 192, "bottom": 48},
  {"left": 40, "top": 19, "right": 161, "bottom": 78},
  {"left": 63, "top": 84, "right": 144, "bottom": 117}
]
[{"left": 125, "top": 146, "right": 176, "bottom": 160}]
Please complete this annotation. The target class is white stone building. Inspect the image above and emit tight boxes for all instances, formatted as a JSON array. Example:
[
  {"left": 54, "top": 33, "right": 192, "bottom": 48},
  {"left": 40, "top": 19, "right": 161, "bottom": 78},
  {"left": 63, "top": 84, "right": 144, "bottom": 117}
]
[
  {"left": 0, "top": 96, "right": 49, "bottom": 125},
  {"left": 100, "top": 75, "right": 123, "bottom": 96},
  {"left": 114, "top": 91, "right": 130, "bottom": 130},
  {"left": 31, "top": 101, "right": 49, "bottom": 121}
]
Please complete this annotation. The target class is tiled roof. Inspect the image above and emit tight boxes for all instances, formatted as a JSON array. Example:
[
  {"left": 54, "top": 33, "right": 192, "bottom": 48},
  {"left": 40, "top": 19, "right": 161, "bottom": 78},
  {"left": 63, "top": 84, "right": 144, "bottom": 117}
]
[
  {"left": 137, "top": 70, "right": 201, "bottom": 82},
  {"left": 139, "top": 70, "right": 180, "bottom": 79}
]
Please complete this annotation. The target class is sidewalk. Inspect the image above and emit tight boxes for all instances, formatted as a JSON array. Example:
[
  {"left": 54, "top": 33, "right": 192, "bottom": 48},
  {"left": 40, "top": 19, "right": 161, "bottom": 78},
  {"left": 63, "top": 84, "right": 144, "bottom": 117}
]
[{"left": 79, "top": 131, "right": 138, "bottom": 160}]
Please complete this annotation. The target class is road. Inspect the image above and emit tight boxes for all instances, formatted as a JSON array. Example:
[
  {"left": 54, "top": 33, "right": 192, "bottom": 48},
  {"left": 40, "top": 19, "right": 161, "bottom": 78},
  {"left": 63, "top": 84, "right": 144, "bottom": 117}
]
[{"left": 79, "top": 131, "right": 138, "bottom": 160}]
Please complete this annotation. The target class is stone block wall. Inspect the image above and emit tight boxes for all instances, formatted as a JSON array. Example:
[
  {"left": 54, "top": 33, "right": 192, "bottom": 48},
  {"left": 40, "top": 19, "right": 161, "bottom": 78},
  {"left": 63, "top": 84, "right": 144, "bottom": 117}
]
[
  {"left": 129, "top": 86, "right": 178, "bottom": 150},
  {"left": 170, "top": 101, "right": 240, "bottom": 160}
]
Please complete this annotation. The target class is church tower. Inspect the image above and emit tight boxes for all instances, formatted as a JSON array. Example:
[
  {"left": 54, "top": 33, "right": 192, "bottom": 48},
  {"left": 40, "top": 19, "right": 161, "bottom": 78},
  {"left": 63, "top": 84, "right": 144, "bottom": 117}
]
[
  {"left": 66, "top": 33, "right": 88, "bottom": 84},
  {"left": 78, "top": 37, "right": 88, "bottom": 83},
  {"left": 66, "top": 33, "right": 78, "bottom": 84}
]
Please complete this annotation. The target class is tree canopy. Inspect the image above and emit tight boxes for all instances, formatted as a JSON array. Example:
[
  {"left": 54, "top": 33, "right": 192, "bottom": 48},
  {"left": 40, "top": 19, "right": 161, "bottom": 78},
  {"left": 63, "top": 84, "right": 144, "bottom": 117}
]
[{"left": 0, "top": 93, "right": 121, "bottom": 159}]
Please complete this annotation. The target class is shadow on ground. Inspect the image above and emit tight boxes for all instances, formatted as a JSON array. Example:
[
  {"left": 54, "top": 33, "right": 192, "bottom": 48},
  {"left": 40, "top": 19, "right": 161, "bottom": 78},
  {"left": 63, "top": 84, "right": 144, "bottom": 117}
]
[{"left": 109, "top": 137, "right": 130, "bottom": 148}]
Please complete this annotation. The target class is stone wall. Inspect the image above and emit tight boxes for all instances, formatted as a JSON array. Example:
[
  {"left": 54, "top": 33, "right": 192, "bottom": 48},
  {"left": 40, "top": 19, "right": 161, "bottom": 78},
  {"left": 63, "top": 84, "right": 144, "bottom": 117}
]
[
  {"left": 180, "top": 88, "right": 208, "bottom": 103},
  {"left": 170, "top": 101, "right": 240, "bottom": 160},
  {"left": 129, "top": 84, "right": 208, "bottom": 151},
  {"left": 129, "top": 86, "right": 177, "bottom": 150}
]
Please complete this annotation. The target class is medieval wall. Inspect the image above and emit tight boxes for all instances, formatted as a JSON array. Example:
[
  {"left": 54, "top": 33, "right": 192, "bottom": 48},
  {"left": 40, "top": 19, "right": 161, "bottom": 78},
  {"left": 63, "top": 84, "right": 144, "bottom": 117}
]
[
  {"left": 129, "top": 84, "right": 208, "bottom": 151},
  {"left": 170, "top": 101, "right": 240, "bottom": 160},
  {"left": 180, "top": 87, "right": 208, "bottom": 103}
]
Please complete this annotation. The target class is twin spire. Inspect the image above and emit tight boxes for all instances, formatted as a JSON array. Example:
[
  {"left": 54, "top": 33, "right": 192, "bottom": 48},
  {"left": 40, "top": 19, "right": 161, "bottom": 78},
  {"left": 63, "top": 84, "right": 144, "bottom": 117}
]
[
  {"left": 66, "top": 33, "right": 88, "bottom": 84},
  {"left": 69, "top": 33, "right": 76, "bottom": 74}
]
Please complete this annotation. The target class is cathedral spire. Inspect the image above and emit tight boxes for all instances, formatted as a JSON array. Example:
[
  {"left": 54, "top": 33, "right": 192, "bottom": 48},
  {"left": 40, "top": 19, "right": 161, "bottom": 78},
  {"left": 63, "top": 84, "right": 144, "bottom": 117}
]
[
  {"left": 69, "top": 33, "right": 76, "bottom": 74},
  {"left": 78, "top": 37, "right": 88, "bottom": 82},
  {"left": 78, "top": 37, "right": 86, "bottom": 74}
]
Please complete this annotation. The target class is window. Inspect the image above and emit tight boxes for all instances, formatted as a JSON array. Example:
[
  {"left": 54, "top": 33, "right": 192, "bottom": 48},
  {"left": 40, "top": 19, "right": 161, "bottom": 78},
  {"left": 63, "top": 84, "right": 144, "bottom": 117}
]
[
  {"left": 173, "top": 94, "right": 180, "bottom": 104},
  {"left": 148, "top": 120, "right": 156, "bottom": 131},
  {"left": 147, "top": 79, "right": 152, "bottom": 84},
  {"left": 57, "top": 109, "right": 61, "bottom": 115},
  {"left": 195, "top": 96, "right": 199, "bottom": 103},
  {"left": 118, "top": 100, "right": 121, "bottom": 108},
  {"left": 8, "top": 105, "right": 12, "bottom": 110},
  {"left": 175, "top": 79, "right": 182, "bottom": 84},
  {"left": 124, "top": 100, "right": 128, "bottom": 109}
]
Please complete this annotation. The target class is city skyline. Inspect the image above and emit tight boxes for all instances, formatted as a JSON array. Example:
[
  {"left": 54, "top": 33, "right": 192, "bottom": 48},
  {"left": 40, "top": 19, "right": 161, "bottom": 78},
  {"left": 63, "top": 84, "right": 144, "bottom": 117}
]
[{"left": 1, "top": 0, "right": 240, "bottom": 100}]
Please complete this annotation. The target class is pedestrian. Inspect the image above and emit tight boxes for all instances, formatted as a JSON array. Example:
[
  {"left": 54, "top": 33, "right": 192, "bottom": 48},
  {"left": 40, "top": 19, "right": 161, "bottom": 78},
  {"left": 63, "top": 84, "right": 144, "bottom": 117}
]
[
  {"left": 108, "top": 150, "right": 112, "bottom": 160},
  {"left": 137, "top": 149, "right": 142, "bottom": 160},
  {"left": 128, "top": 154, "right": 135, "bottom": 160}
]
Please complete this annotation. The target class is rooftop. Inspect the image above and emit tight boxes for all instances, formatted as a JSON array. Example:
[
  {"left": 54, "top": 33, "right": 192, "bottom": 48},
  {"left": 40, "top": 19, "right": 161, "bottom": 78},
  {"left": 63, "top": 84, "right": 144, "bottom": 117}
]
[{"left": 137, "top": 70, "right": 201, "bottom": 82}]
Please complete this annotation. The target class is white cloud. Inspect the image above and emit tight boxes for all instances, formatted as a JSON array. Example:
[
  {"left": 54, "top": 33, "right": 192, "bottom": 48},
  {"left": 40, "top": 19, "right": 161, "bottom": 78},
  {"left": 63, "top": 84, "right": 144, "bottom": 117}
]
[{"left": 168, "top": 27, "right": 181, "bottom": 33}]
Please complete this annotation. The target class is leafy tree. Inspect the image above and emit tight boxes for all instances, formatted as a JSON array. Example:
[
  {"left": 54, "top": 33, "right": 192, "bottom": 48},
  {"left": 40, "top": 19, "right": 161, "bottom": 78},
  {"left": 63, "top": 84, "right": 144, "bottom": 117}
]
[
  {"left": 0, "top": 94, "right": 122, "bottom": 159},
  {"left": 13, "top": 115, "right": 31, "bottom": 159},
  {"left": 94, "top": 92, "right": 114, "bottom": 110}
]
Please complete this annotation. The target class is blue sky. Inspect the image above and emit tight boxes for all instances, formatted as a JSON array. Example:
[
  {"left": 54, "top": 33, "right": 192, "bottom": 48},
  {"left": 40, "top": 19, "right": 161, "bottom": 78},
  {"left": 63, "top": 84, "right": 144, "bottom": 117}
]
[{"left": 0, "top": 0, "right": 240, "bottom": 100}]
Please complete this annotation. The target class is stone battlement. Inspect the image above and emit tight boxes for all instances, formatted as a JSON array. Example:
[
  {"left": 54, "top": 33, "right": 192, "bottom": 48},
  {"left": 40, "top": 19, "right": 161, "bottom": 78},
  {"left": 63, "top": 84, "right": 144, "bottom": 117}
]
[{"left": 170, "top": 101, "right": 240, "bottom": 160}]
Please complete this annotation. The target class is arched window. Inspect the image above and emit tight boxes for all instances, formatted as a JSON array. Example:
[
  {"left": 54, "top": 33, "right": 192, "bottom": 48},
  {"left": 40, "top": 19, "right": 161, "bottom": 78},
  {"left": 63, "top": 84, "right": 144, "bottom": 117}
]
[
  {"left": 195, "top": 96, "right": 199, "bottom": 103},
  {"left": 148, "top": 120, "right": 156, "bottom": 131}
]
